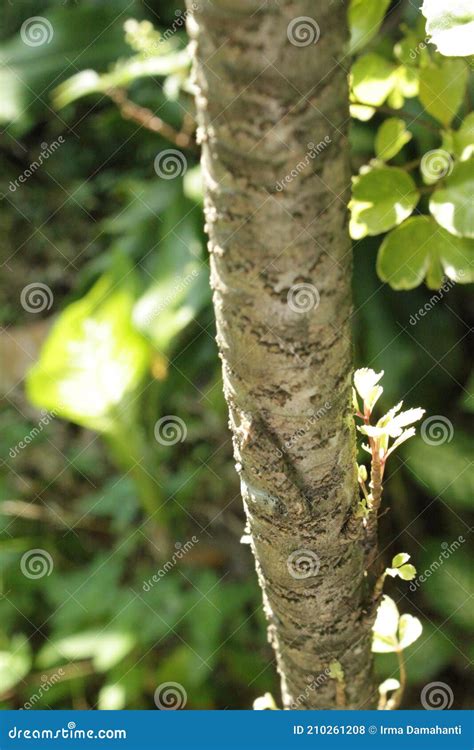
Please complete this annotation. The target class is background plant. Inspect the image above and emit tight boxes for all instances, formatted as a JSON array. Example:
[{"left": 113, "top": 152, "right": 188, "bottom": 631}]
[{"left": 0, "top": 0, "right": 472, "bottom": 709}]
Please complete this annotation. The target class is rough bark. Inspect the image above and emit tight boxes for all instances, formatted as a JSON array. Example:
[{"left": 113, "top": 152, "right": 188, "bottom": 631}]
[{"left": 187, "top": 0, "right": 377, "bottom": 709}]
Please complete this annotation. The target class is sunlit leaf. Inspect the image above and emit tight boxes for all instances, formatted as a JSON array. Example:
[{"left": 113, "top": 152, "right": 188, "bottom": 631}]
[
  {"left": 372, "top": 595, "right": 399, "bottom": 653},
  {"left": 354, "top": 368, "right": 384, "bottom": 401},
  {"left": 429, "top": 159, "right": 474, "bottom": 238},
  {"left": 350, "top": 54, "right": 396, "bottom": 108},
  {"left": 422, "top": 0, "right": 474, "bottom": 57},
  {"left": 377, "top": 216, "right": 474, "bottom": 289},
  {"left": 26, "top": 266, "right": 150, "bottom": 433},
  {"left": 0, "top": 636, "right": 31, "bottom": 694},
  {"left": 349, "top": 167, "right": 419, "bottom": 239}
]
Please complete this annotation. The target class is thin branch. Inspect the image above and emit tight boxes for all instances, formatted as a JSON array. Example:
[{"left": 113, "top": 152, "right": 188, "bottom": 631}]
[{"left": 107, "top": 87, "right": 195, "bottom": 149}]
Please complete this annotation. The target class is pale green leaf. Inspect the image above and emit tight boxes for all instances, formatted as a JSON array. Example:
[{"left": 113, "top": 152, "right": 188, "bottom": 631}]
[
  {"left": 350, "top": 168, "right": 419, "bottom": 240},
  {"left": 422, "top": 0, "right": 474, "bottom": 57},
  {"left": 397, "top": 564, "right": 417, "bottom": 581},
  {"left": 419, "top": 59, "right": 467, "bottom": 126},
  {"left": 398, "top": 614, "right": 423, "bottom": 649},
  {"left": 0, "top": 636, "right": 31, "bottom": 694},
  {"left": 429, "top": 158, "right": 474, "bottom": 238},
  {"left": 98, "top": 684, "right": 127, "bottom": 710},
  {"left": 375, "top": 118, "right": 412, "bottom": 161},
  {"left": 26, "top": 268, "right": 150, "bottom": 433},
  {"left": 378, "top": 678, "right": 400, "bottom": 696}
]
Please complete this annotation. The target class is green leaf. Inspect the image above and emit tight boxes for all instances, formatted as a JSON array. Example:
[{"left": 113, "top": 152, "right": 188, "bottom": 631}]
[
  {"left": 38, "top": 631, "right": 136, "bottom": 673},
  {"left": 348, "top": 0, "right": 392, "bottom": 54},
  {"left": 398, "top": 614, "right": 423, "bottom": 649},
  {"left": 429, "top": 158, "right": 474, "bottom": 238},
  {"left": 422, "top": 0, "right": 474, "bottom": 57},
  {"left": 26, "top": 265, "right": 150, "bottom": 433},
  {"left": 349, "top": 167, "right": 419, "bottom": 240},
  {"left": 377, "top": 216, "right": 474, "bottom": 290},
  {"left": 0, "top": 636, "right": 31, "bottom": 694},
  {"left": 350, "top": 54, "right": 396, "bottom": 108},
  {"left": 453, "top": 113, "right": 474, "bottom": 161},
  {"left": 419, "top": 59, "right": 467, "bottom": 126},
  {"left": 375, "top": 118, "right": 412, "bottom": 161}
]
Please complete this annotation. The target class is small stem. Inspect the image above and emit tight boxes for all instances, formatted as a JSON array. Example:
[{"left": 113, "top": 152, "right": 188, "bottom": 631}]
[
  {"left": 373, "top": 571, "right": 386, "bottom": 602},
  {"left": 386, "top": 649, "right": 406, "bottom": 710}
]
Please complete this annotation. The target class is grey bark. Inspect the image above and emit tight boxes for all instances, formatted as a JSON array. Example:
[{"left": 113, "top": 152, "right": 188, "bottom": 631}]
[{"left": 187, "top": 0, "right": 378, "bottom": 709}]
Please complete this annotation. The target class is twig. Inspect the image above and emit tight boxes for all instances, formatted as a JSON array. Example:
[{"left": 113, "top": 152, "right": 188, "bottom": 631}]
[{"left": 107, "top": 87, "right": 195, "bottom": 149}]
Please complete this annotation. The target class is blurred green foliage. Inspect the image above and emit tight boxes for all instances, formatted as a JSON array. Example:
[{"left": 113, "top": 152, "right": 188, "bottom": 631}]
[{"left": 0, "top": 0, "right": 472, "bottom": 710}]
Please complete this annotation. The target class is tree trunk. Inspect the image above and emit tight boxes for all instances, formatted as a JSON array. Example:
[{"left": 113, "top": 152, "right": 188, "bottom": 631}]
[{"left": 187, "top": 0, "right": 377, "bottom": 709}]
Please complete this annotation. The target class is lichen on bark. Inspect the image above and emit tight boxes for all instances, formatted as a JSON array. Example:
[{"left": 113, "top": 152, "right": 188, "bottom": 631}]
[{"left": 187, "top": 0, "right": 378, "bottom": 708}]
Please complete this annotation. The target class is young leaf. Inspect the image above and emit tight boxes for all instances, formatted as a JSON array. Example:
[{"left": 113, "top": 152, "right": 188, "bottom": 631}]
[
  {"left": 419, "top": 59, "right": 467, "bottom": 126},
  {"left": 354, "top": 368, "right": 384, "bottom": 401},
  {"left": 429, "top": 159, "right": 474, "bottom": 238},
  {"left": 372, "top": 595, "right": 399, "bottom": 653},
  {"left": 453, "top": 113, "right": 474, "bottom": 161},
  {"left": 350, "top": 168, "right": 419, "bottom": 239},
  {"left": 375, "top": 118, "right": 412, "bottom": 161},
  {"left": 392, "top": 553, "right": 410, "bottom": 568},
  {"left": 398, "top": 614, "right": 423, "bottom": 649},
  {"left": 422, "top": 0, "right": 474, "bottom": 57}
]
